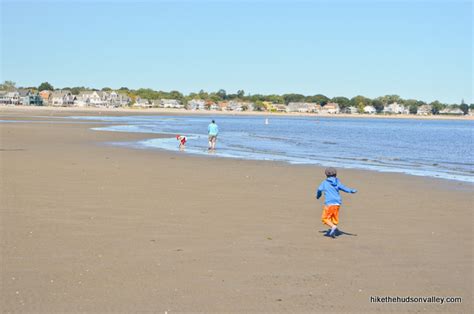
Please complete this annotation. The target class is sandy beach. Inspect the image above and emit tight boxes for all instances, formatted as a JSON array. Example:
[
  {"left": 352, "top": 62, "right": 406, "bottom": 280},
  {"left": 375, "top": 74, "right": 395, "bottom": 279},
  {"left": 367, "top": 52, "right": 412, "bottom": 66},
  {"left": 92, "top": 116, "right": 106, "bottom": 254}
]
[{"left": 0, "top": 108, "right": 472, "bottom": 313}]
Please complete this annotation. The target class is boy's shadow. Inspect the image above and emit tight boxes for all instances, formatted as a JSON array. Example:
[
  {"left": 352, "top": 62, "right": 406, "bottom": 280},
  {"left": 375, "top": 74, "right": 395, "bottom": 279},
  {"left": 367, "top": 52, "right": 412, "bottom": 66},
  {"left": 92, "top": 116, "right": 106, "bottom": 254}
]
[{"left": 319, "top": 229, "right": 357, "bottom": 238}]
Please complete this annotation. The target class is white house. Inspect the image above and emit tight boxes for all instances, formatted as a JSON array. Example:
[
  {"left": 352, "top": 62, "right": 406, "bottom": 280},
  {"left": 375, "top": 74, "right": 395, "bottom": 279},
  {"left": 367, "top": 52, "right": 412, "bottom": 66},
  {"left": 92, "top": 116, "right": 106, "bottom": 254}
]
[
  {"left": 383, "top": 102, "right": 409, "bottom": 114},
  {"left": 78, "top": 91, "right": 104, "bottom": 107},
  {"left": 287, "top": 102, "right": 317, "bottom": 113},
  {"left": 439, "top": 107, "right": 464, "bottom": 115},
  {"left": 50, "top": 91, "right": 76, "bottom": 106},
  {"left": 363, "top": 105, "right": 376, "bottom": 114},
  {"left": 417, "top": 105, "right": 432, "bottom": 115},
  {"left": 0, "top": 91, "right": 21, "bottom": 105},
  {"left": 161, "top": 99, "right": 183, "bottom": 109},
  {"left": 134, "top": 98, "right": 151, "bottom": 108},
  {"left": 188, "top": 99, "right": 206, "bottom": 110},
  {"left": 227, "top": 101, "right": 254, "bottom": 111}
]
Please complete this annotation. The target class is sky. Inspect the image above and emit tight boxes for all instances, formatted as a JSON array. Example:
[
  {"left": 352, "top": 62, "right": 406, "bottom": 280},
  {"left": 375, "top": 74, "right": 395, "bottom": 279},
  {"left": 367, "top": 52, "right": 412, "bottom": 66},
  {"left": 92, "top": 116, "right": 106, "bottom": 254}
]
[{"left": 1, "top": 0, "right": 472, "bottom": 103}]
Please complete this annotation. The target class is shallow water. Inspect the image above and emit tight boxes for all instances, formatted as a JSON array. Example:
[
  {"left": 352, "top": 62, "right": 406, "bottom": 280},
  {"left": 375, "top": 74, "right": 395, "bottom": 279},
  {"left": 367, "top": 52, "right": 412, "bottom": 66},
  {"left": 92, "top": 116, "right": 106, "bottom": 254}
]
[{"left": 68, "top": 115, "right": 474, "bottom": 183}]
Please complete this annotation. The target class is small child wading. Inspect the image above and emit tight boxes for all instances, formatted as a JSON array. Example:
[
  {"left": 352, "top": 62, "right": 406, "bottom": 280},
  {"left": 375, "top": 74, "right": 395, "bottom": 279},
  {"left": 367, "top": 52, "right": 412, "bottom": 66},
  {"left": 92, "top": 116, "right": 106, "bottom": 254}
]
[
  {"left": 176, "top": 135, "right": 187, "bottom": 150},
  {"left": 316, "top": 167, "right": 357, "bottom": 238}
]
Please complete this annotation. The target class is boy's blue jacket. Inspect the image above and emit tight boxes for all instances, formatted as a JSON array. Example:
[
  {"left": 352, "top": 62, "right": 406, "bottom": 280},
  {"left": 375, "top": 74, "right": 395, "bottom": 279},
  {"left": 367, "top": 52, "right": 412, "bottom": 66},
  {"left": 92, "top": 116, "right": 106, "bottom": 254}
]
[{"left": 316, "top": 177, "right": 356, "bottom": 205}]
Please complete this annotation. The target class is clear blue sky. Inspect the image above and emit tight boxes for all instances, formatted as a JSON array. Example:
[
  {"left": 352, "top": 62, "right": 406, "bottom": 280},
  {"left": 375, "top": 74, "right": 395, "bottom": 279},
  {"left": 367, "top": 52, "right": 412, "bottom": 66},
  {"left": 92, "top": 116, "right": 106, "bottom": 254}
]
[{"left": 1, "top": 0, "right": 472, "bottom": 103}]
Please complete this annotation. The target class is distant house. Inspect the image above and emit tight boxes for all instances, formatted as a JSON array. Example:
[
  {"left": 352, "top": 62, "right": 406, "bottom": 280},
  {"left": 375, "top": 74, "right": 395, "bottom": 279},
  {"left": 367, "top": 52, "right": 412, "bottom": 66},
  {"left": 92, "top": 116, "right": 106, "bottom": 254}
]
[
  {"left": 363, "top": 105, "right": 376, "bottom": 114},
  {"left": 39, "top": 90, "right": 52, "bottom": 103},
  {"left": 205, "top": 101, "right": 219, "bottom": 111},
  {"left": 78, "top": 91, "right": 104, "bottom": 107},
  {"left": 51, "top": 91, "right": 76, "bottom": 106},
  {"left": 217, "top": 101, "right": 228, "bottom": 111},
  {"left": 134, "top": 98, "right": 151, "bottom": 108},
  {"left": 287, "top": 102, "right": 318, "bottom": 113},
  {"left": 160, "top": 99, "right": 183, "bottom": 109},
  {"left": 275, "top": 104, "right": 287, "bottom": 112},
  {"left": 188, "top": 99, "right": 206, "bottom": 110},
  {"left": 228, "top": 101, "right": 254, "bottom": 111},
  {"left": 19, "top": 90, "right": 43, "bottom": 106},
  {"left": 108, "top": 92, "right": 130, "bottom": 107},
  {"left": 0, "top": 91, "right": 21, "bottom": 105},
  {"left": 342, "top": 106, "right": 358, "bottom": 114},
  {"left": 383, "top": 102, "right": 409, "bottom": 114},
  {"left": 417, "top": 105, "right": 432, "bottom": 115},
  {"left": 320, "top": 102, "right": 340, "bottom": 114},
  {"left": 439, "top": 107, "right": 464, "bottom": 115}
]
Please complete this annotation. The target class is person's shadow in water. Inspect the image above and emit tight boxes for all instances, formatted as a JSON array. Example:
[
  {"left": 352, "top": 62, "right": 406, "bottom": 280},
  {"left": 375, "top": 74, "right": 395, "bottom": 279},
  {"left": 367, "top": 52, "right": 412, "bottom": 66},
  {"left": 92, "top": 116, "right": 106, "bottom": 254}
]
[{"left": 319, "top": 229, "right": 357, "bottom": 238}]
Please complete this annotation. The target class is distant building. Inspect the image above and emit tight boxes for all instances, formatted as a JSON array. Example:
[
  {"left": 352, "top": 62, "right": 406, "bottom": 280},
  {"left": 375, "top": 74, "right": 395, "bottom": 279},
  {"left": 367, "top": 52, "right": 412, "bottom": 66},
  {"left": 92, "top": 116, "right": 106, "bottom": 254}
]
[
  {"left": 342, "top": 106, "right": 358, "bottom": 114},
  {"left": 416, "top": 105, "right": 432, "bottom": 115},
  {"left": 320, "top": 102, "right": 340, "bottom": 114},
  {"left": 19, "top": 90, "right": 43, "bottom": 106},
  {"left": 188, "top": 99, "right": 206, "bottom": 110},
  {"left": 287, "top": 102, "right": 317, "bottom": 113},
  {"left": 160, "top": 99, "right": 183, "bottom": 109},
  {"left": 275, "top": 104, "right": 287, "bottom": 112},
  {"left": 439, "top": 107, "right": 464, "bottom": 115},
  {"left": 134, "top": 98, "right": 151, "bottom": 108},
  {"left": 39, "top": 90, "right": 52, "bottom": 103},
  {"left": 227, "top": 100, "right": 254, "bottom": 111},
  {"left": 363, "top": 105, "right": 376, "bottom": 114},
  {"left": 50, "top": 90, "right": 76, "bottom": 106},
  {"left": 0, "top": 91, "right": 21, "bottom": 105},
  {"left": 217, "top": 101, "right": 229, "bottom": 111},
  {"left": 383, "top": 102, "right": 409, "bottom": 114}
]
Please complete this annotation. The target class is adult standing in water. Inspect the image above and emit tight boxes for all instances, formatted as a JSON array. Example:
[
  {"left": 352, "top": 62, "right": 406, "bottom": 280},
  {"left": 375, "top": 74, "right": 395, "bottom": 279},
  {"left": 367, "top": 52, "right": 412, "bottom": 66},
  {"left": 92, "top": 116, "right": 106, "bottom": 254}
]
[{"left": 208, "top": 119, "right": 219, "bottom": 151}]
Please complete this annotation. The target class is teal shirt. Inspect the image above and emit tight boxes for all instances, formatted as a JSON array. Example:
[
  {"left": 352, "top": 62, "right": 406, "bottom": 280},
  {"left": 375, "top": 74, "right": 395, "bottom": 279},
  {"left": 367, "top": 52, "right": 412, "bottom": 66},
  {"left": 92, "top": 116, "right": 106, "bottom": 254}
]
[{"left": 208, "top": 123, "right": 219, "bottom": 136}]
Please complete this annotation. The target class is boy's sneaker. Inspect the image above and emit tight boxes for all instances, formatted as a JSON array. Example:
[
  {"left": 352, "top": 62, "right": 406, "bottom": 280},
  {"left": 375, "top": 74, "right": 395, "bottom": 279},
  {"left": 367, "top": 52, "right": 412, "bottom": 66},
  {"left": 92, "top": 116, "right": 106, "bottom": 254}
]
[{"left": 328, "top": 226, "right": 338, "bottom": 238}]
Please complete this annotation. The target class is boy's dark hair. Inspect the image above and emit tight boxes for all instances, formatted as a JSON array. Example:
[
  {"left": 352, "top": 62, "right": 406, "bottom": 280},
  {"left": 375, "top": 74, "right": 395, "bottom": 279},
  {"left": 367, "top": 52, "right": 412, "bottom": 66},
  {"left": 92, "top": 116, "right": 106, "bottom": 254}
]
[
  {"left": 325, "top": 167, "right": 337, "bottom": 177},
  {"left": 212, "top": 120, "right": 215, "bottom": 123}
]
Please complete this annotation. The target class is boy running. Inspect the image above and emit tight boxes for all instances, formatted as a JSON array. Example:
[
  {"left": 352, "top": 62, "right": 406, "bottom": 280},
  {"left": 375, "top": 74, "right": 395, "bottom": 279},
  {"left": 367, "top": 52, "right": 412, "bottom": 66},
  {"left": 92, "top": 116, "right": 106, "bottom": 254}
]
[{"left": 316, "top": 167, "right": 357, "bottom": 238}]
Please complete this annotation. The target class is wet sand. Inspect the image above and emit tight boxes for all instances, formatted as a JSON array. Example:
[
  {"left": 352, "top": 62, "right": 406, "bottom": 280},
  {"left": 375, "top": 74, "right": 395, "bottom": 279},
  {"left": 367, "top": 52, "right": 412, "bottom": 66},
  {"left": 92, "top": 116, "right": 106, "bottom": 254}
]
[{"left": 0, "top": 108, "right": 472, "bottom": 313}]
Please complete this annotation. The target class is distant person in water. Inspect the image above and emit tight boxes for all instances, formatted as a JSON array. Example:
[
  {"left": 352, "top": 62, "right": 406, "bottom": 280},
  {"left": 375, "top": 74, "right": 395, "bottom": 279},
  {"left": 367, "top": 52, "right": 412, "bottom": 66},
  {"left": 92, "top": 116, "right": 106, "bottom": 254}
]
[
  {"left": 316, "top": 167, "right": 357, "bottom": 238},
  {"left": 207, "top": 120, "right": 219, "bottom": 150},
  {"left": 176, "top": 135, "right": 187, "bottom": 150}
]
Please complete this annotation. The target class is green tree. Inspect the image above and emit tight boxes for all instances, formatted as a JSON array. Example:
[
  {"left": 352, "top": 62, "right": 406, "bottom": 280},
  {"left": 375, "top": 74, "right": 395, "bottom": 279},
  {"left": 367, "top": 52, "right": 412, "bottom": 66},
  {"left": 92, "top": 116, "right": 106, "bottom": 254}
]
[
  {"left": 253, "top": 100, "right": 265, "bottom": 111},
  {"left": 102, "top": 87, "right": 112, "bottom": 91},
  {"left": 430, "top": 101, "right": 443, "bottom": 115},
  {"left": 331, "top": 96, "right": 350, "bottom": 109},
  {"left": 307, "top": 94, "right": 329, "bottom": 105},
  {"left": 460, "top": 103, "right": 469, "bottom": 115},
  {"left": 38, "top": 82, "right": 54, "bottom": 91},
  {"left": 0, "top": 80, "right": 16, "bottom": 90},
  {"left": 217, "top": 89, "right": 227, "bottom": 100},
  {"left": 282, "top": 93, "right": 305, "bottom": 104},
  {"left": 350, "top": 95, "right": 371, "bottom": 108},
  {"left": 371, "top": 99, "right": 384, "bottom": 113},
  {"left": 237, "top": 90, "right": 245, "bottom": 98}
]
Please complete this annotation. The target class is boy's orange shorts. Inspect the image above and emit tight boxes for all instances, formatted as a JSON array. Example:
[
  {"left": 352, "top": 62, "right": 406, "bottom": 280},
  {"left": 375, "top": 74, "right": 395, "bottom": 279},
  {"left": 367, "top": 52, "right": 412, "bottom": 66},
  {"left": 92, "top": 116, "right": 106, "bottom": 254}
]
[{"left": 321, "top": 205, "right": 340, "bottom": 226}]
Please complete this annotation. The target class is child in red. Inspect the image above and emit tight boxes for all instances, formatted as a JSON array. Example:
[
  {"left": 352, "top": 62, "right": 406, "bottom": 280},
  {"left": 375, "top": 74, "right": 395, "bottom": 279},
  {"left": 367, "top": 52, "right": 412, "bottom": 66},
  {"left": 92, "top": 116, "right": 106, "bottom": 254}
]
[
  {"left": 176, "top": 135, "right": 187, "bottom": 150},
  {"left": 316, "top": 167, "right": 357, "bottom": 238}
]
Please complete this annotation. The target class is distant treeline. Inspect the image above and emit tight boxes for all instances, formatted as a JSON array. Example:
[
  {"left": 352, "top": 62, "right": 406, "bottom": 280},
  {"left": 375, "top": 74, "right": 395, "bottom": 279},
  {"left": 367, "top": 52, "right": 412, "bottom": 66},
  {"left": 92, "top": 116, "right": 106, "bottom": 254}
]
[{"left": 2, "top": 80, "right": 472, "bottom": 114}]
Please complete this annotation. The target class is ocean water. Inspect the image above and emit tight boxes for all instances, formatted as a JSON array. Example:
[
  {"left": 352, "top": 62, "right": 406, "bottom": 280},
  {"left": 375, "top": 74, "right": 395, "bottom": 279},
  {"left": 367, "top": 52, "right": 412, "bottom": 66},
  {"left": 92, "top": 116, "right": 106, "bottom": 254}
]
[{"left": 69, "top": 115, "right": 474, "bottom": 183}]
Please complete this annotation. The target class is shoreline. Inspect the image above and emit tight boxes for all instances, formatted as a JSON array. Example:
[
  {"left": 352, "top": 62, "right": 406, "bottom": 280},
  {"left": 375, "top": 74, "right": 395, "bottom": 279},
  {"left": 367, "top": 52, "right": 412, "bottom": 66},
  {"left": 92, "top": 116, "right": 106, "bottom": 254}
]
[
  {"left": 2, "top": 109, "right": 473, "bottom": 185},
  {"left": 1, "top": 105, "right": 473, "bottom": 121}
]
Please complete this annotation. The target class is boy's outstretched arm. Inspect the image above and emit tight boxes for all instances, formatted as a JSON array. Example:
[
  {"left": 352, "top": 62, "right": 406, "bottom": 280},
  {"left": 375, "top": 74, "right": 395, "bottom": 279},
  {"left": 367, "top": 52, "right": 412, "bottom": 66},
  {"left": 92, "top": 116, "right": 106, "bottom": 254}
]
[
  {"left": 338, "top": 182, "right": 357, "bottom": 194},
  {"left": 316, "top": 182, "right": 324, "bottom": 199}
]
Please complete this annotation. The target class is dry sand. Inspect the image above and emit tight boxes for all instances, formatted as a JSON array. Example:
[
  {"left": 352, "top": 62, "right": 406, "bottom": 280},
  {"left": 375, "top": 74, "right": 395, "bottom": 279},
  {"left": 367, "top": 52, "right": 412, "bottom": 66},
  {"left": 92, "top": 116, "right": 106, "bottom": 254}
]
[{"left": 0, "top": 108, "right": 472, "bottom": 313}]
